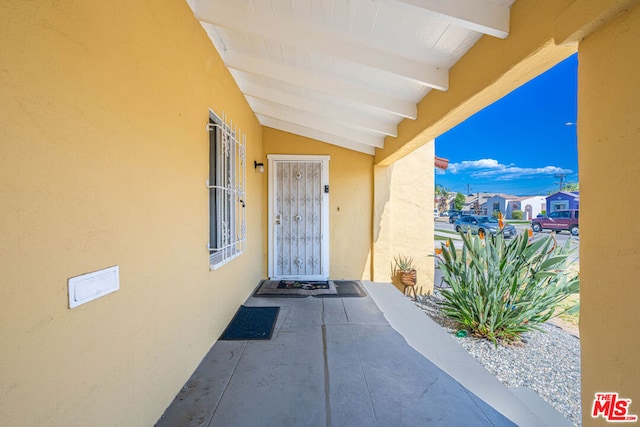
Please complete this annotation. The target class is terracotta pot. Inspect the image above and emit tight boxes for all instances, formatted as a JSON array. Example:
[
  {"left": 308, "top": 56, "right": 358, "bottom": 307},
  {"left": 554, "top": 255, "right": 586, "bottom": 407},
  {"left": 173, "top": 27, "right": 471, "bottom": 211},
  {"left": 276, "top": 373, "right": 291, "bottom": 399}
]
[{"left": 400, "top": 270, "right": 417, "bottom": 287}]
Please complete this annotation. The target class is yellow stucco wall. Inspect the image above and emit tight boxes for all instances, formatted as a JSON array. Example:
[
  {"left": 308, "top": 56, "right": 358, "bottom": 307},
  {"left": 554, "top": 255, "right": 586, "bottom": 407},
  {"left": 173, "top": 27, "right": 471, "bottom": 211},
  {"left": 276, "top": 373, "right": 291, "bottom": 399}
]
[
  {"left": 373, "top": 143, "right": 436, "bottom": 294},
  {"left": 578, "top": 4, "right": 640, "bottom": 425},
  {"left": 0, "top": 1, "right": 263, "bottom": 425},
  {"left": 262, "top": 127, "right": 373, "bottom": 280}
]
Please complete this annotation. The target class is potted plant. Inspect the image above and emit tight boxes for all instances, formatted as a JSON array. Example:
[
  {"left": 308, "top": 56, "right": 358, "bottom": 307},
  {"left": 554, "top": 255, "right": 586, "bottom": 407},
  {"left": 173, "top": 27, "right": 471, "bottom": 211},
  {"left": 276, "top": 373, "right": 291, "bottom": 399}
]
[{"left": 392, "top": 255, "right": 417, "bottom": 289}]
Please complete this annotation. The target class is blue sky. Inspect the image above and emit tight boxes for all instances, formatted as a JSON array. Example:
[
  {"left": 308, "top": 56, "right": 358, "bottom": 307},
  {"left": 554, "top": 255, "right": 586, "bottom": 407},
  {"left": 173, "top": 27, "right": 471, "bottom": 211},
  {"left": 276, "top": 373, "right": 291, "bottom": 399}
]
[{"left": 435, "top": 54, "right": 578, "bottom": 196}]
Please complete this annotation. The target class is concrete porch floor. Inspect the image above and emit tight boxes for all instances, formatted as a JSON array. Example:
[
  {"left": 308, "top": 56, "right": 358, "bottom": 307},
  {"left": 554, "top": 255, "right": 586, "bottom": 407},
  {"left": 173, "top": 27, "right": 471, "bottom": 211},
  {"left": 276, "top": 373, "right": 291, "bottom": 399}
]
[{"left": 156, "top": 281, "right": 571, "bottom": 427}]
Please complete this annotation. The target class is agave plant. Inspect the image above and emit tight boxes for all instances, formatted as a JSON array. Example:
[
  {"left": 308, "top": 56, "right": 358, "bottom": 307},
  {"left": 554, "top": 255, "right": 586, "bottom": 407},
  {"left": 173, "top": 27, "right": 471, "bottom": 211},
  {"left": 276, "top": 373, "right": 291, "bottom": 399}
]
[{"left": 435, "top": 230, "right": 579, "bottom": 346}]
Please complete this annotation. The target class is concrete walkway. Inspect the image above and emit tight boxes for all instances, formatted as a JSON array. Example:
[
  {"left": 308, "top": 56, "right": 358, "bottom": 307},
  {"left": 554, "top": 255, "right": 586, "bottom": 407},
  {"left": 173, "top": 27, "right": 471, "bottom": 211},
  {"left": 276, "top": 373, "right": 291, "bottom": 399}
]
[{"left": 157, "top": 281, "right": 570, "bottom": 427}]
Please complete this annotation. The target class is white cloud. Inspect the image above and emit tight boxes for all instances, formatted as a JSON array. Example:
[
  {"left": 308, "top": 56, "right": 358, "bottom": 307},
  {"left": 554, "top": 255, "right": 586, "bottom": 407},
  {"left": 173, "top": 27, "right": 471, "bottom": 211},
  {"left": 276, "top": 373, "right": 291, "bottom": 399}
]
[
  {"left": 471, "top": 166, "right": 573, "bottom": 180},
  {"left": 448, "top": 158, "right": 508, "bottom": 174},
  {"left": 446, "top": 158, "right": 573, "bottom": 181}
]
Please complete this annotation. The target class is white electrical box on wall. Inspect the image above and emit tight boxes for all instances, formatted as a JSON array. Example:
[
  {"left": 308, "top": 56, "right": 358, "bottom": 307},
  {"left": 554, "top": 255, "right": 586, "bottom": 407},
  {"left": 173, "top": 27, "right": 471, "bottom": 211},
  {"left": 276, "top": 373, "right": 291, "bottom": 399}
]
[{"left": 68, "top": 266, "right": 119, "bottom": 308}]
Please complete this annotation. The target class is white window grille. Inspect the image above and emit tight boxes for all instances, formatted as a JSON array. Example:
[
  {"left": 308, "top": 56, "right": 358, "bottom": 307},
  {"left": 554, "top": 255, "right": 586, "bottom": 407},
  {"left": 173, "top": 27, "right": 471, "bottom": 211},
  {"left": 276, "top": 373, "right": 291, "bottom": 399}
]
[{"left": 207, "top": 111, "right": 246, "bottom": 269}]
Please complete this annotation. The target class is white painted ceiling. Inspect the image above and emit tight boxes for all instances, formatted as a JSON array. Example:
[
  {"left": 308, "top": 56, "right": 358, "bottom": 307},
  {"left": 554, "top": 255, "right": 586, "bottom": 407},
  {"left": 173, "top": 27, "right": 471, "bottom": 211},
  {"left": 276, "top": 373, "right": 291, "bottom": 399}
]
[{"left": 187, "top": 0, "right": 515, "bottom": 155}]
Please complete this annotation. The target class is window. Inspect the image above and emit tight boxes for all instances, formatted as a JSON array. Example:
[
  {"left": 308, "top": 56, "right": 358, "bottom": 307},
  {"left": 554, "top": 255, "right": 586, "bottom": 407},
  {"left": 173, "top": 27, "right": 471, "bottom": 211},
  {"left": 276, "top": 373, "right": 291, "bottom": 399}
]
[
  {"left": 207, "top": 111, "right": 246, "bottom": 269},
  {"left": 552, "top": 201, "right": 569, "bottom": 212}
]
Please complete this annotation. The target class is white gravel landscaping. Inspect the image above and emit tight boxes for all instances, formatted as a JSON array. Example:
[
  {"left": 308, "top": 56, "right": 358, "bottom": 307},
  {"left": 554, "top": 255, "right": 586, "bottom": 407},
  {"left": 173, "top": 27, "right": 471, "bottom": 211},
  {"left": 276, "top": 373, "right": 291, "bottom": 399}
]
[{"left": 415, "top": 291, "right": 582, "bottom": 427}]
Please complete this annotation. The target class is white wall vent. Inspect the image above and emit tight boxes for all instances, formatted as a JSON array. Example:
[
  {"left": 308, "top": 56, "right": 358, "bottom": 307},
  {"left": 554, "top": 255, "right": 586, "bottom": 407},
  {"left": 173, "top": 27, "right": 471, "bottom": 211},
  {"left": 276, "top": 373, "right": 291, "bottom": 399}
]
[{"left": 68, "top": 266, "right": 119, "bottom": 308}]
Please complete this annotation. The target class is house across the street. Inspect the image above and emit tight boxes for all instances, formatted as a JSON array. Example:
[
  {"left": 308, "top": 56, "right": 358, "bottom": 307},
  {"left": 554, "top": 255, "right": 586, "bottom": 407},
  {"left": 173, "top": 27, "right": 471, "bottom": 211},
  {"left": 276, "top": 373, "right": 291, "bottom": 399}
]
[
  {"left": 470, "top": 194, "right": 547, "bottom": 219},
  {"left": 546, "top": 191, "right": 580, "bottom": 213}
]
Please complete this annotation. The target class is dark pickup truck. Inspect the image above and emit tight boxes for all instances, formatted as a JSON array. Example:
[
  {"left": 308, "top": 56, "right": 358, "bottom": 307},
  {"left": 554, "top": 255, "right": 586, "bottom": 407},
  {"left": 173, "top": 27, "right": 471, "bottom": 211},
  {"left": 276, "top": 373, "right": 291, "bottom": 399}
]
[{"left": 531, "top": 209, "right": 579, "bottom": 236}]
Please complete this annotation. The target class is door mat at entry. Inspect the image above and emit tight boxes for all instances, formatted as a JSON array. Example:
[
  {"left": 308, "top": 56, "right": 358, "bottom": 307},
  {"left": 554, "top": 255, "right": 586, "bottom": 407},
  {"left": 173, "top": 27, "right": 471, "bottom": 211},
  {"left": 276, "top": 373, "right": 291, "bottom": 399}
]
[{"left": 219, "top": 305, "right": 280, "bottom": 340}]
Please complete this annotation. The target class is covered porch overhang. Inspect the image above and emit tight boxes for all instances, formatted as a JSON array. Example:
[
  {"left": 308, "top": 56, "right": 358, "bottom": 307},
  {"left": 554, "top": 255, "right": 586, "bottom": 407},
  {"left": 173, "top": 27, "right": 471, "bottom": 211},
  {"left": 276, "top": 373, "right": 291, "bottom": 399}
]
[
  {"left": 190, "top": 0, "right": 640, "bottom": 424},
  {"left": 3, "top": 0, "right": 640, "bottom": 425}
]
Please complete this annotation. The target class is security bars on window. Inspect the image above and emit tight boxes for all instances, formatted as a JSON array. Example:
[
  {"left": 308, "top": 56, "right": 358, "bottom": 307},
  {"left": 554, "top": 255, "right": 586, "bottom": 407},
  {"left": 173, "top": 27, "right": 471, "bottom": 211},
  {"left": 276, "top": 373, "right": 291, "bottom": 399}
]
[{"left": 207, "top": 112, "right": 246, "bottom": 269}]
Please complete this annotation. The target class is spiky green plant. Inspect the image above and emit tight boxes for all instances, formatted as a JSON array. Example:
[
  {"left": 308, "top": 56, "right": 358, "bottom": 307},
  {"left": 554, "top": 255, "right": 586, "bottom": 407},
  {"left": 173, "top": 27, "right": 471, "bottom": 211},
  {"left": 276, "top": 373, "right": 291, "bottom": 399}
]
[
  {"left": 435, "top": 230, "right": 579, "bottom": 346},
  {"left": 392, "top": 255, "right": 415, "bottom": 273}
]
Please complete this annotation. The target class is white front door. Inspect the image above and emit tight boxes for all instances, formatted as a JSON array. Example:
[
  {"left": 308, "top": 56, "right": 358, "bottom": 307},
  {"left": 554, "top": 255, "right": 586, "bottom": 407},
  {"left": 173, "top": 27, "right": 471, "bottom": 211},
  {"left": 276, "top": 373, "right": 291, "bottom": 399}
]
[{"left": 268, "top": 155, "right": 329, "bottom": 280}]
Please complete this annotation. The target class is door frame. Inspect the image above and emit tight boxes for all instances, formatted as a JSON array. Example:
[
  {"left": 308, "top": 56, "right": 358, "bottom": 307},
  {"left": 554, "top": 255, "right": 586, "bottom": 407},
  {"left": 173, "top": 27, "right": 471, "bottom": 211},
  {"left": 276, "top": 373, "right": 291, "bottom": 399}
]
[{"left": 267, "top": 154, "right": 330, "bottom": 280}]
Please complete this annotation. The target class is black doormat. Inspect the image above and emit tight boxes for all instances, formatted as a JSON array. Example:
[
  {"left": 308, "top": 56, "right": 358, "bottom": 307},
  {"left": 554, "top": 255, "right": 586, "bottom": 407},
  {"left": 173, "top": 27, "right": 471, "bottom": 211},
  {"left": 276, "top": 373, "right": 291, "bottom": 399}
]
[
  {"left": 254, "top": 280, "right": 338, "bottom": 296},
  {"left": 277, "top": 280, "right": 329, "bottom": 290},
  {"left": 219, "top": 305, "right": 280, "bottom": 340},
  {"left": 314, "top": 280, "right": 367, "bottom": 298}
]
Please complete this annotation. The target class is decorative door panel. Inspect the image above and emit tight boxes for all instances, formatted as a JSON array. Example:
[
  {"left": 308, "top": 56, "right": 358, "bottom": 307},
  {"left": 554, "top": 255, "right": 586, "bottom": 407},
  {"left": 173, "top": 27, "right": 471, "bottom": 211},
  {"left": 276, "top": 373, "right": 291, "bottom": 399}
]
[{"left": 268, "top": 155, "right": 329, "bottom": 280}]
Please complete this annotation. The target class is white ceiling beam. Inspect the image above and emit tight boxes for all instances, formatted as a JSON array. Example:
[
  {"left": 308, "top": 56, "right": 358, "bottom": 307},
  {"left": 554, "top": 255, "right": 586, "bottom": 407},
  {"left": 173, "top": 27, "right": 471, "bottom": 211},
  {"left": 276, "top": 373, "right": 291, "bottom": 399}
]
[
  {"left": 391, "top": 0, "right": 511, "bottom": 39},
  {"left": 200, "top": 22, "right": 226, "bottom": 54},
  {"left": 258, "top": 115, "right": 376, "bottom": 156},
  {"left": 223, "top": 51, "right": 417, "bottom": 120},
  {"left": 194, "top": 3, "right": 448, "bottom": 89},
  {"left": 248, "top": 98, "right": 385, "bottom": 148},
  {"left": 241, "top": 82, "right": 398, "bottom": 137}
]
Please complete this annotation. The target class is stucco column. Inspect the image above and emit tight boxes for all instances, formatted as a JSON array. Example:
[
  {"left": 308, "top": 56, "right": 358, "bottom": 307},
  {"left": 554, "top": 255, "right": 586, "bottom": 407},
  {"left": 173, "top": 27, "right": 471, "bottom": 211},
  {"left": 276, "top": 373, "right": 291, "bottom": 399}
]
[
  {"left": 373, "top": 142, "right": 435, "bottom": 294},
  {"left": 577, "top": 4, "right": 640, "bottom": 425}
]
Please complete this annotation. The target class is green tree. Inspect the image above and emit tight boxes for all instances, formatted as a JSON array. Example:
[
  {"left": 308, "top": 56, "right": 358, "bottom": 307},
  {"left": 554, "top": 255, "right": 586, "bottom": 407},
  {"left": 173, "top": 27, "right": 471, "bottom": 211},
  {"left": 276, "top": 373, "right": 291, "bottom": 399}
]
[
  {"left": 564, "top": 182, "right": 579, "bottom": 192},
  {"left": 548, "top": 181, "right": 579, "bottom": 194},
  {"left": 454, "top": 192, "right": 466, "bottom": 211}
]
